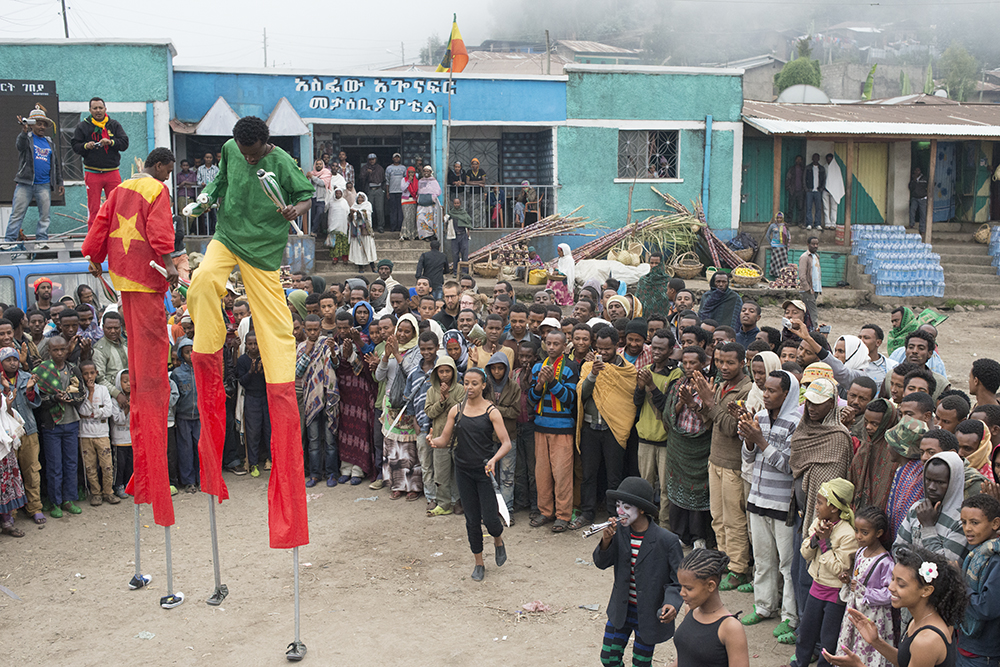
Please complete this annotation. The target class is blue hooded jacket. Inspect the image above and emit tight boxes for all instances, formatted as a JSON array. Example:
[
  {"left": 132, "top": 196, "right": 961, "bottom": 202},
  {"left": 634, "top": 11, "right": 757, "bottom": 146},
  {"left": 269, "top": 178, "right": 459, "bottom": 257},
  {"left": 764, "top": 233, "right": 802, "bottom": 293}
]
[{"left": 171, "top": 337, "right": 198, "bottom": 421}]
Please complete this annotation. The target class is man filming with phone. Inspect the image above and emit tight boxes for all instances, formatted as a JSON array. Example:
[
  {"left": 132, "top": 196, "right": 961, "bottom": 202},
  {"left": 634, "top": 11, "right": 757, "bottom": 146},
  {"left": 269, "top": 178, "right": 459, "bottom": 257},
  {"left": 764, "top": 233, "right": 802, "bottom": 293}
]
[{"left": 5, "top": 105, "right": 63, "bottom": 250}]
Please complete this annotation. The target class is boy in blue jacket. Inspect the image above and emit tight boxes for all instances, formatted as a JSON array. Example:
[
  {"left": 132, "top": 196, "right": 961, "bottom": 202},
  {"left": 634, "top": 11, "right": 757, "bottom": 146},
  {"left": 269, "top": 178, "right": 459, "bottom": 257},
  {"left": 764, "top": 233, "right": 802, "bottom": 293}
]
[
  {"left": 171, "top": 338, "right": 200, "bottom": 492},
  {"left": 960, "top": 493, "right": 1000, "bottom": 666},
  {"left": 529, "top": 329, "right": 579, "bottom": 533}
]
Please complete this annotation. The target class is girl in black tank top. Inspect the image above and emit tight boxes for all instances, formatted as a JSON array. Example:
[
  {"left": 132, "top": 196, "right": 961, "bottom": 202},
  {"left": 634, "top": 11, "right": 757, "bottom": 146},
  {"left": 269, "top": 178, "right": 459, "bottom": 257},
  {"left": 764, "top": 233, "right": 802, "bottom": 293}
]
[
  {"left": 672, "top": 549, "right": 749, "bottom": 667},
  {"left": 430, "top": 368, "right": 514, "bottom": 582},
  {"left": 823, "top": 546, "right": 964, "bottom": 667}
]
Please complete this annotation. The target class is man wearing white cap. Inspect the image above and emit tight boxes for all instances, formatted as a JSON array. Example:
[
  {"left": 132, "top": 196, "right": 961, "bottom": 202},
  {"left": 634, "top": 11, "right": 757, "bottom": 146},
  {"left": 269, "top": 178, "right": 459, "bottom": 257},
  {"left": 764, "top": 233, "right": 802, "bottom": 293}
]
[
  {"left": 359, "top": 153, "right": 385, "bottom": 233},
  {"left": 7, "top": 106, "right": 63, "bottom": 249},
  {"left": 385, "top": 153, "right": 407, "bottom": 234}
]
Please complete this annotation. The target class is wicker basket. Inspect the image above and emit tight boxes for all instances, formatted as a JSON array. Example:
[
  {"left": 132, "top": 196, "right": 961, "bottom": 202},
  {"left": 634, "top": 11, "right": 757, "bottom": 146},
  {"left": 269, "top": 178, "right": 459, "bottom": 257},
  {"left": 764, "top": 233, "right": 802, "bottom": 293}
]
[
  {"left": 473, "top": 252, "right": 501, "bottom": 278},
  {"left": 731, "top": 262, "right": 763, "bottom": 287},
  {"left": 546, "top": 271, "right": 567, "bottom": 283},
  {"left": 974, "top": 224, "right": 991, "bottom": 244},
  {"left": 670, "top": 251, "right": 703, "bottom": 280},
  {"left": 733, "top": 247, "right": 755, "bottom": 262}
]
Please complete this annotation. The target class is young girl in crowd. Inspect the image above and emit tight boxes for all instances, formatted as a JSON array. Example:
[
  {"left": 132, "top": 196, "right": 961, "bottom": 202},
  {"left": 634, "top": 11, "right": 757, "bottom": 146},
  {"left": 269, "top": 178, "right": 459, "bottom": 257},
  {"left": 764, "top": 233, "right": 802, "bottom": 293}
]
[
  {"left": 424, "top": 355, "right": 465, "bottom": 516},
  {"left": 791, "top": 478, "right": 859, "bottom": 667},
  {"left": 429, "top": 367, "right": 510, "bottom": 582},
  {"left": 824, "top": 545, "right": 964, "bottom": 667},
  {"left": 671, "top": 549, "right": 750, "bottom": 667},
  {"left": 836, "top": 505, "right": 897, "bottom": 667}
]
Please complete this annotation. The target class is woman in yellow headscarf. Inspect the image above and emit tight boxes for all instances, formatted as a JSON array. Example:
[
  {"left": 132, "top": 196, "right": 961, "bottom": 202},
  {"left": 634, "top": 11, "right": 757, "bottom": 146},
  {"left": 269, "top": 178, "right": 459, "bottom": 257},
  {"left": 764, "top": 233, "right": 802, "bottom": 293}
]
[{"left": 957, "top": 419, "right": 995, "bottom": 482}]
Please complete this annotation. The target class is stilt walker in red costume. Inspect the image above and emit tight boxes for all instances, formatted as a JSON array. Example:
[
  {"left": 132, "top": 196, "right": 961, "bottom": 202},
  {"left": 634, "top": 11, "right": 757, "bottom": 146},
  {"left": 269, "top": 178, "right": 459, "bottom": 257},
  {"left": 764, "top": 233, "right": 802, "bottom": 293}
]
[
  {"left": 81, "top": 148, "right": 184, "bottom": 608},
  {"left": 183, "top": 116, "right": 313, "bottom": 661}
]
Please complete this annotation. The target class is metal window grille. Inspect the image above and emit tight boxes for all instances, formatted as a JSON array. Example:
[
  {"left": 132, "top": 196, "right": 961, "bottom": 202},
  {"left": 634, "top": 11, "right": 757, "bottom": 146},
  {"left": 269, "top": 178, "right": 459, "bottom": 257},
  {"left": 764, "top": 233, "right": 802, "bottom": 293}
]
[
  {"left": 59, "top": 112, "right": 83, "bottom": 181},
  {"left": 617, "top": 129, "right": 678, "bottom": 179}
]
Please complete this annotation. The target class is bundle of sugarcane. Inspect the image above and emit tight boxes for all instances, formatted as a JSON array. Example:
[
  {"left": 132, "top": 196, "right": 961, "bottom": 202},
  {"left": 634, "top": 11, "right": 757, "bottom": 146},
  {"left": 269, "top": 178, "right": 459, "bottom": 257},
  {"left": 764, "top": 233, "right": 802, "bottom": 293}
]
[
  {"left": 467, "top": 206, "right": 589, "bottom": 263},
  {"left": 647, "top": 186, "right": 743, "bottom": 269}
]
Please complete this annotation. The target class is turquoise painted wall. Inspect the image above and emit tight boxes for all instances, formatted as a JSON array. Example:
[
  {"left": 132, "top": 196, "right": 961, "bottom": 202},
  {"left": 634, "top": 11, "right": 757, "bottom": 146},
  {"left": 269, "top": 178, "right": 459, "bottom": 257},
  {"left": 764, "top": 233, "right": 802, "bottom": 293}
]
[
  {"left": 558, "top": 70, "right": 741, "bottom": 243},
  {"left": 566, "top": 71, "right": 743, "bottom": 122},
  {"left": 0, "top": 43, "right": 171, "bottom": 101},
  {"left": 0, "top": 42, "right": 170, "bottom": 234}
]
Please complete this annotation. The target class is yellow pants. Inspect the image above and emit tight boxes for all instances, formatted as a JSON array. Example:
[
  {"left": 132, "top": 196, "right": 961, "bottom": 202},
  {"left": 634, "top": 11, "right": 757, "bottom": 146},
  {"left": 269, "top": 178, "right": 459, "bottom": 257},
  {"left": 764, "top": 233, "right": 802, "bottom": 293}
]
[{"left": 188, "top": 240, "right": 294, "bottom": 383}]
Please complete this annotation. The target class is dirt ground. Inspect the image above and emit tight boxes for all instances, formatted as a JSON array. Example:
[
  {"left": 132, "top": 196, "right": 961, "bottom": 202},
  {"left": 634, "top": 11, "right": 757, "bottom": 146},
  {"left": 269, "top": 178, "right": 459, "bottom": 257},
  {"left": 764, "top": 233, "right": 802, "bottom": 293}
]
[{"left": 2, "top": 304, "right": 995, "bottom": 667}]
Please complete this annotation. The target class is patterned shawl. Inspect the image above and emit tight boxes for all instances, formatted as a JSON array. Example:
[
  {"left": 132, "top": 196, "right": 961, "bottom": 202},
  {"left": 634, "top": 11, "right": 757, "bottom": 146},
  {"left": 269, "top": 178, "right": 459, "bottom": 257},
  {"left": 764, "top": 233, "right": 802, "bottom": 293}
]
[
  {"left": 35, "top": 360, "right": 79, "bottom": 422},
  {"left": 298, "top": 336, "right": 340, "bottom": 430},
  {"left": 790, "top": 400, "right": 853, "bottom": 529},
  {"left": 887, "top": 307, "right": 917, "bottom": 355},
  {"left": 849, "top": 399, "right": 900, "bottom": 510},
  {"left": 664, "top": 376, "right": 713, "bottom": 512}
]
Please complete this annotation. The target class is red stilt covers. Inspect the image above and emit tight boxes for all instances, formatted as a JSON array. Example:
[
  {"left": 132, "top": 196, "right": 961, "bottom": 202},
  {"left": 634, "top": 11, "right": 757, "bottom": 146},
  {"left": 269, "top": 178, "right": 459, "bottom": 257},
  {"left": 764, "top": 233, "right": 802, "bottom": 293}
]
[
  {"left": 266, "top": 382, "right": 309, "bottom": 548},
  {"left": 192, "top": 350, "right": 229, "bottom": 502}
]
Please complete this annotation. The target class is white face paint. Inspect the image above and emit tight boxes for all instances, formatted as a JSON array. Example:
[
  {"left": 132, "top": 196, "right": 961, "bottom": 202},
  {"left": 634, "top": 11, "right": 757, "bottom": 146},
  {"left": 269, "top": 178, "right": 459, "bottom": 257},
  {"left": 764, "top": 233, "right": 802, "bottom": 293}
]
[{"left": 616, "top": 500, "right": 640, "bottom": 528}]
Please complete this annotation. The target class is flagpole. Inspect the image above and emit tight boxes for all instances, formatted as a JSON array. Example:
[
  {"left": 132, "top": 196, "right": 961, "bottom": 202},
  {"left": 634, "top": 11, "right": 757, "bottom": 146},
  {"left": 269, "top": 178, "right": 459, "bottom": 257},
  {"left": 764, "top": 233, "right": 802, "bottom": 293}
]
[{"left": 443, "top": 14, "right": 455, "bottom": 243}]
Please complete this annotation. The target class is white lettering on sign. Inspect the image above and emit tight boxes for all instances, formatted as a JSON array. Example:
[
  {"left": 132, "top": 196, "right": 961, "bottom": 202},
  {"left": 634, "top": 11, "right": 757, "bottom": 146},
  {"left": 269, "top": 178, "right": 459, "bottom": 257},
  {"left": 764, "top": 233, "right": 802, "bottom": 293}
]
[{"left": 292, "top": 76, "right": 455, "bottom": 116}]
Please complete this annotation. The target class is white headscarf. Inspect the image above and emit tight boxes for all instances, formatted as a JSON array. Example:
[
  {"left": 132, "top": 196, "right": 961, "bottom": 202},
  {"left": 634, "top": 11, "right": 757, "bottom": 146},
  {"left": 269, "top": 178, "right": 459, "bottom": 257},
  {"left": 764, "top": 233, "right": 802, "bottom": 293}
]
[
  {"left": 838, "top": 334, "right": 869, "bottom": 372},
  {"left": 352, "top": 191, "right": 374, "bottom": 217},
  {"left": 0, "top": 393, "right": 25, "bottom": 460},
  {"left": 557, "top": 243, "right": 575, "bottom": 291},
  {"left": 326, "top": 185, "right": 350, "bottom": 235},
  {"left": 746, "top": 350, "right": 781, "bottom": 415}
]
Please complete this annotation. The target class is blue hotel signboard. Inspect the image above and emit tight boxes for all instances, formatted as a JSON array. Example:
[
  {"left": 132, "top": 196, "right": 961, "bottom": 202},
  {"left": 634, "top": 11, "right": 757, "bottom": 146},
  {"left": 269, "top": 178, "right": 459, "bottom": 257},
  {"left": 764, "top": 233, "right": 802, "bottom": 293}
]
[{"left": 173, "top": 70, "right": 566, "bottom": 125}]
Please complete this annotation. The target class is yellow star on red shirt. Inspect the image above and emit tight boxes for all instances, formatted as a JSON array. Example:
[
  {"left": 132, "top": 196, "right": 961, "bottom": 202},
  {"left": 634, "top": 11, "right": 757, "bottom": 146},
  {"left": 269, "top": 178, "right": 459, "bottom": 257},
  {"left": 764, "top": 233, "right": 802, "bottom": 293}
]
[{"left": 109, "top": 213, "right": 145, "bottom": 254}]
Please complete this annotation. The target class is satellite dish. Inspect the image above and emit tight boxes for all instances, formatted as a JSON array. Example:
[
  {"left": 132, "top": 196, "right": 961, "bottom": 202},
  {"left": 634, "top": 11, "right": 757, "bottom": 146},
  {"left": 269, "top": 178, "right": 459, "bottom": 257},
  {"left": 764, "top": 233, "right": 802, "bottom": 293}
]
[
  {"left": 776, "top": 84, "right": 832, "bottom": 104},
  {"left": 933, "top": 89, "right": 948, "bottom": 98}
]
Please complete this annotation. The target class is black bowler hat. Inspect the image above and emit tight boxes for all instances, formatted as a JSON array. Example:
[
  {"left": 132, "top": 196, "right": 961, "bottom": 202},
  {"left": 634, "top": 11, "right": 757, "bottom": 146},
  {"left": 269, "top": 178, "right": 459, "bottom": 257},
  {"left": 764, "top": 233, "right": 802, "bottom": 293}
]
[{"left": 606, "top": 477, "right": 659, "bottom": 517}]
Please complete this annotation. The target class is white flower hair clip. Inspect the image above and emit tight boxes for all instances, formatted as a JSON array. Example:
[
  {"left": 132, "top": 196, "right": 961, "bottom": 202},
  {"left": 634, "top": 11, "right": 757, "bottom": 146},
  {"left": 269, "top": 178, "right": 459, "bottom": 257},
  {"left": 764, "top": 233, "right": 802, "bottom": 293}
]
[{"left": 918, "top": 561, "right": 939, "bottom": 584}]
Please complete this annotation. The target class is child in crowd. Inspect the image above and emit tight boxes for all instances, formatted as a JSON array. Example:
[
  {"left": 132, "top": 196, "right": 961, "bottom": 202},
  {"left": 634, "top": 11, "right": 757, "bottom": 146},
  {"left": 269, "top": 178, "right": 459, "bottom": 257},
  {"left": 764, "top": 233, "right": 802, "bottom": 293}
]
[
  {"left": 836, "top": 505, "right": 896, "bottom": 667},
  {"left": 171, "top": 338, "right": 200, "bottom": 493},
  {"left": 792, "top": 478, "right": 859, "bottom": 667},
  {"left": 0, "top": 383, "right": 26, "bottom": 537},
  {"left": 594, "top": 477, "right": 683, "bottom": 666},
  {"left": 512, "top": 340, "right": 538, "bottom": 519},
  {"left": 424, "top": 354, "right": 465, "bottom": 516},
  {"left": 35, "top": 335, "right": 85, "bottom": 517},
  {"left": 166, "top": 376, "right": 179, "bottom": 495},
  {"left": 672, "top": 549, "right": 750, "bottom": 667},
  {"left": 76, "top": 359, "right": 116, "bottom": 505},
  {"left": 959, "top": 493, "right": 1000, "bottom": 666},
  {"left": 110, "top": 370, "right": 132, "bottom": 497},
  {"left": 486, "top": 350, "right": 520, "bottom": 518},
  {"left": 1, "top": 346, "right": 43, "bottom": 524},
  {"left": 238, "top": 333, "right": 271, "bottom": 478}
]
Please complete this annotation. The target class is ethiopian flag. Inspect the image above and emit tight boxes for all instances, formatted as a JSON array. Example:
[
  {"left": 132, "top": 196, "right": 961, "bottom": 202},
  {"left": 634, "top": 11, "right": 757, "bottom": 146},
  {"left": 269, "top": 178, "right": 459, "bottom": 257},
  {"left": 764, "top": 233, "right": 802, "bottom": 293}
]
[{"left": 436, "top": 14, "right": 468, "bottom": 73}]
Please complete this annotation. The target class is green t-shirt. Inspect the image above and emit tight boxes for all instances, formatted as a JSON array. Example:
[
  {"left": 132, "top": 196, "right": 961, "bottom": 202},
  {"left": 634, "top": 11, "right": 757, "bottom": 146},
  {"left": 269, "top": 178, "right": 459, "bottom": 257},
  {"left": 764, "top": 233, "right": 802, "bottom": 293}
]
[{"left": 204, "top": 140, "right": 314, "bottom": 271}]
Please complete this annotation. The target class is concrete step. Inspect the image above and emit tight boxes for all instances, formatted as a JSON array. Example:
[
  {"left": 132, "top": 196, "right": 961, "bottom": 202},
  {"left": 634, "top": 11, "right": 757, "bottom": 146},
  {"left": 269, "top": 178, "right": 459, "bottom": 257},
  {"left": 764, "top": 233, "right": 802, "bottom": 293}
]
[
  {"left": 943, "top": 265, "right": 999, "bottom": 276},
  {"left": 937, "top": 254, "right": 993, "bottom": 266}
]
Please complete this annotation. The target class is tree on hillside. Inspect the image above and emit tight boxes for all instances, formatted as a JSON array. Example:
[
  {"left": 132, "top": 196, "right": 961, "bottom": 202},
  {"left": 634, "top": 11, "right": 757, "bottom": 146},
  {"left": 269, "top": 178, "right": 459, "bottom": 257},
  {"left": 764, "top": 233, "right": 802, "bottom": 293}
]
[
  {"left": 939, "top": 44, "right": 978, "bottom": 102},
  {"left": 775, "top": 39, "right": 822, "bottom": 93},
  {"left": 420, "top": 34, "right": 444, "bottom": 66}
]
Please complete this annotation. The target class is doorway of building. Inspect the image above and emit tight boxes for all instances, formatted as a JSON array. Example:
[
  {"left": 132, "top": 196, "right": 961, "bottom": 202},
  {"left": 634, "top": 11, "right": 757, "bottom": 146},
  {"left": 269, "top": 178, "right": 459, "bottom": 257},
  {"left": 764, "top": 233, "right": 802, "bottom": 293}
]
[{"left": 339, "top": 138, "right": 401, "bottom": 192}]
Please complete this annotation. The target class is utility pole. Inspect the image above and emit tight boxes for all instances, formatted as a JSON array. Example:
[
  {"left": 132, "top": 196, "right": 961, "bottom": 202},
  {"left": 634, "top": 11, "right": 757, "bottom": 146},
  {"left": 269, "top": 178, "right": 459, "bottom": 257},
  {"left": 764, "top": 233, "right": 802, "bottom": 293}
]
[
  {"left": 263, "top": 28, "right": 267, "bottom": 68},
  {"left": 60, "top": 0, "right": 69, "bottom": 38},
  {"left": 401, "top": 41, "right": 405, "bottom": 66},
  {"left": 545, "top": 30, "right": 551, "bottom": 75}
]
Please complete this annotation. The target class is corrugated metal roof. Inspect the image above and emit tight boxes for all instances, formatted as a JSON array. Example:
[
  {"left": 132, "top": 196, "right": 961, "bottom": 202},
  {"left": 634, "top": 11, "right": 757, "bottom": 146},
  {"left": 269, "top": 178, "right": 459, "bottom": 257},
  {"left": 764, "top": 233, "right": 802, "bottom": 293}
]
[
  {"left": 742, "top": 100, "right": 1000, "bottom": 137},
  {"left": 555, "top": 40, "right": 641, "bottom": 55},
  {"left": 703, "top": 54, "right": 786, "bottom": 70},
  {"left": 381, "top": 51, "right": 572, "bottom": 75}
]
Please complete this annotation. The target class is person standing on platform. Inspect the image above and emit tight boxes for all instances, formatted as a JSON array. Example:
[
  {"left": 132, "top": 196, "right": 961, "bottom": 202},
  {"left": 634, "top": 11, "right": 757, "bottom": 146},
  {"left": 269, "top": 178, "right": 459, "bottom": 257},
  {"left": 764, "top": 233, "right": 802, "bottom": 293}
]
[
  {"left": 72, "top": 98, "right": 129, "bottom": 227},
  {"left": 360, "top": 153, "right": 385, "bottom": 234},
  {"left": 385, "top": 153, "right": 407, "bottom": 234},
  {"left": 822, "top": 153, "right": 845, "bottom": 231}
]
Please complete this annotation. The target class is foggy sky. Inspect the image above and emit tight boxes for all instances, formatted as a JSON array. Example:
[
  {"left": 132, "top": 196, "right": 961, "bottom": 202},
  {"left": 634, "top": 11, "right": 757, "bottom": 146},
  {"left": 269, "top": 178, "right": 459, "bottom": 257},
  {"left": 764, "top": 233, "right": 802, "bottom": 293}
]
[{"left": 3, "top": 0, "right": 998, "bottom": 70}]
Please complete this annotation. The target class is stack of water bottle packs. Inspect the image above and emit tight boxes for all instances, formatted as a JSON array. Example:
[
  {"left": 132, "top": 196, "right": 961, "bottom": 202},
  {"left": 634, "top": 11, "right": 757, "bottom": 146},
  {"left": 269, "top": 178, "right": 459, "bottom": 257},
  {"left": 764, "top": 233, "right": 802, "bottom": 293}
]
[{"left": 852, "top": 225, "right": 944, "bottom": 297}]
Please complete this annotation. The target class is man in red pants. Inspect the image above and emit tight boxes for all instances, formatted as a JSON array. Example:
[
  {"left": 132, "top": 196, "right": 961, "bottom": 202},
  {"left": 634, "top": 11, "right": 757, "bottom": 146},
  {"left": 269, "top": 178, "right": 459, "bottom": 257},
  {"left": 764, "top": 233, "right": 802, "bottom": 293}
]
[
  {"left": 82, "top": 147, "right": 179, "bottom": 527},
  {"left": 72, "top": 97, "right": 130, "bottom": 227}
]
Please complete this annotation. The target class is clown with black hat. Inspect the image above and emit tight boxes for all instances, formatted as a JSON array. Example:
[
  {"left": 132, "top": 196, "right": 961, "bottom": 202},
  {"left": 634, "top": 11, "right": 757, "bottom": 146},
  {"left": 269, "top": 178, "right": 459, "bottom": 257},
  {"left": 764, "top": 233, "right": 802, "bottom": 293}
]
[{"left": 593, "top": 476, "right": 684, "bottom": 666}]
